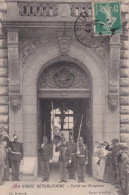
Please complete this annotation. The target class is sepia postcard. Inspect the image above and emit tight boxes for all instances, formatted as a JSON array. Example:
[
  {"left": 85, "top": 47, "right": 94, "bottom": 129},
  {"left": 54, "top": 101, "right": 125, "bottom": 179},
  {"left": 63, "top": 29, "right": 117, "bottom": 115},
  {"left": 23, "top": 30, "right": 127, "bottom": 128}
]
[{"left": 0, "top": 0, "right": 129, "bottom": 195}]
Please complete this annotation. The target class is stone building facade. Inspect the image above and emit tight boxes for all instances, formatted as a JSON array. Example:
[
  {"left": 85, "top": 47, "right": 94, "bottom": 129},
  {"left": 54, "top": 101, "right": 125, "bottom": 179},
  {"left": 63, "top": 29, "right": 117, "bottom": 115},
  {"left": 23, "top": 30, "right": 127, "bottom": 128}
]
[{"left": 0, "top": 0, "right": 129, "bottom": 179}]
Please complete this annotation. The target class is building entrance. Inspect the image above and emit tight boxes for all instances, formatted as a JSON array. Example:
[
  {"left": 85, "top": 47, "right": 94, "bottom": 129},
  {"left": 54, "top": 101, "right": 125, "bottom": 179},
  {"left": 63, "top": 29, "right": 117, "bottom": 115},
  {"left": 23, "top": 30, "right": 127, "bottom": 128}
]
[{"left": 38, "top": 98, "right": 92, "bottom": 176}]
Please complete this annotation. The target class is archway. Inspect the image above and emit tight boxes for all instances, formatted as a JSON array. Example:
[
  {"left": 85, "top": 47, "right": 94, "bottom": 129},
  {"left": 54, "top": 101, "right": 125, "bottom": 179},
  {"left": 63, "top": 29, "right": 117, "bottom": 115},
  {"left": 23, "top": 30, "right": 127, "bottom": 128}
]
[
  {"left": 37, "top": 61, "right": 92, "bottom": 175},
  {"left": 22, "top": 42, "right": 106, "bottom": 178}
]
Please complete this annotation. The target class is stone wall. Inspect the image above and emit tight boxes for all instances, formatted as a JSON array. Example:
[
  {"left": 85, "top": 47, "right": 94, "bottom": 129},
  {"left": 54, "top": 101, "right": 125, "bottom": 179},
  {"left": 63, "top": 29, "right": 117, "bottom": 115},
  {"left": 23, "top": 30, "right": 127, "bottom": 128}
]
[
  {"left": 120, "top": 1, "right": 129, "bottom": 143},
  {"left": 0, "top": 1, "right": 8, "bottom": 131}
]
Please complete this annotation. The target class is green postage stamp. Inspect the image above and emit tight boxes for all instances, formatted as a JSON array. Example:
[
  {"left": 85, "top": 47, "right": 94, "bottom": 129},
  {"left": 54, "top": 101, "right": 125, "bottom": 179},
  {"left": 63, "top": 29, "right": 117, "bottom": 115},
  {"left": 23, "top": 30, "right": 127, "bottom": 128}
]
[{"left": 93, "top": 1, "right": 122, "bottom": 35}]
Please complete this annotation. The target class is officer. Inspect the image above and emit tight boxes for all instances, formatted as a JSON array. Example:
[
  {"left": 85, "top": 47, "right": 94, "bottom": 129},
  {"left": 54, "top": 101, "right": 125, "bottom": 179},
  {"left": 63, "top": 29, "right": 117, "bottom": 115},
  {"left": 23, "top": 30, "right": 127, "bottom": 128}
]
[
  {"left": 55, "top": 136, "right": 71, "bottom": 183},
  {"left": 39, "top": 136, "right": 52, "bottom": 182},
  {"left": 67, "top": 137, "right": 77, "bottom": 180},
  {"left": 76, "top": 137, "right": 88, "bottom": 183},
  {"left": 8, "top": 134, "right": 23, "bottom": 181}
]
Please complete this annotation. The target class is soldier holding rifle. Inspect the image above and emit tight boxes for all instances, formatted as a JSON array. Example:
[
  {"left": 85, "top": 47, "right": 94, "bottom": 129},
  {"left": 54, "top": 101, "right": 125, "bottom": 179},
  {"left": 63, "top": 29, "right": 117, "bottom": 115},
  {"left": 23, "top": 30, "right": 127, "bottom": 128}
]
[{"left": 76, "top": 115, "right": 88, "bottom": 183}]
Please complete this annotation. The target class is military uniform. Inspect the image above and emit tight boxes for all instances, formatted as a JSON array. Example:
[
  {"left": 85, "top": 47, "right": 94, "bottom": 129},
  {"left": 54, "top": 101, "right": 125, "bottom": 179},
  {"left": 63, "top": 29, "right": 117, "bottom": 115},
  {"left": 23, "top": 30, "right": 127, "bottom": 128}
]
[
  {"left": 56, "top": 139, "right": 71, "bottom": 182},
  {"left": 119, "top": 153, "right": 129, "bottom": 195},
  {"left": 8, "top": 137, "right": 23, "bottom": 181},
  {"left": 39, "top": 138, "right": 52, "bottom": 182},
  {"left": 105, "top": 143, "right": 127, "bottom": 185},
  {"left": 0, "top": 144, "right": 5, "bottom": 185},
  {"left": 76, "top": 141, "right": 88, "bottom": 182},
  {"left": 67, "top": 141, "right": 77, "bottom": 179}
]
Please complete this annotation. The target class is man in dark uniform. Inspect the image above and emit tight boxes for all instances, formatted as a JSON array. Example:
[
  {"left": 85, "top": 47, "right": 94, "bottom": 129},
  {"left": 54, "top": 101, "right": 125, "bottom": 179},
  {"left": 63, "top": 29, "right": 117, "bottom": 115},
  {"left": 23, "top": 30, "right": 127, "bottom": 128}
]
[
  {"left": 55, "top": 136, "right": 71, "bottom": 183},
  {"left": 8, "top": 134, "right": 23, "bottom": 181},
  {"left": 39, "top": 136, "right": 52, "bottom": 182},
  {"left": 119, "top": 151, "right": 129, "bottom": 195},
  {"left": 67, "top": 137, "right": 77, "bottom": 180},
  {"left": 76, "top": 137, "right": 88, "bottom": 183},
  {"left": 105, "top": 138, "right": 128, "bottom": 186}
]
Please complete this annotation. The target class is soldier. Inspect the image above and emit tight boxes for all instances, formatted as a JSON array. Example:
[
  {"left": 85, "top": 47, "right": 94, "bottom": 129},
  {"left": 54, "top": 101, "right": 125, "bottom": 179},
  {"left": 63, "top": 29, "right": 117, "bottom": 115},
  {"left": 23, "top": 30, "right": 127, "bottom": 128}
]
[
  {"left": 55, "top": 136, "right": 71, "bottom": 183},
  {"left": 39, "top": 136, "right": 52, "bottom": 182},
  {"left": 0, "top": 141, "right": 5, "bottom": 185},
  {"left": 67, "top": 137, "right": 77, "bottom": 180},
  {"left": 119, "top": 151, "right": 129, "bottom": 195},
  {"left": 8, "top": 134, "right": 23, "bottom": 181},
  {"left": 105, "top": 138, "right": 128, "bottom": 186},
  {"left": 76, "top": 137, "right": 88, "bottom": 183}
]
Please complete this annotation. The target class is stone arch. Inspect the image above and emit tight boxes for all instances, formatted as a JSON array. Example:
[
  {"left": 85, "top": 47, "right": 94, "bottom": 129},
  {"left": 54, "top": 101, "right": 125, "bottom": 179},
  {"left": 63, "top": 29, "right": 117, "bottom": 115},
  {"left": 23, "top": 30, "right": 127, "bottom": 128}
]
[{"left": 22, "top": 41, "right": 106, "bottom": 177}]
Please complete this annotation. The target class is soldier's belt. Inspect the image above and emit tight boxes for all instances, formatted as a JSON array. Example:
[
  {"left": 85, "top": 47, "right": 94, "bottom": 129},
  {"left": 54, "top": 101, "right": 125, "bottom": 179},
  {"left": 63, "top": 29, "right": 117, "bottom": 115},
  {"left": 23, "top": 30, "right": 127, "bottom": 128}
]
[{"left": 11, "top": 151, "right": 21, "bottom": 155}]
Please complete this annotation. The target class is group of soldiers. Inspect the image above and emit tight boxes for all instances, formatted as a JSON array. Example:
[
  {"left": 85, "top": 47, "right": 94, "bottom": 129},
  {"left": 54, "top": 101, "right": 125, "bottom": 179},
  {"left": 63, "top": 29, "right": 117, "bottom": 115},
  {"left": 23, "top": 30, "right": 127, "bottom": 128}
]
[
  {"left": 39, "top": 135, "right": 88, "bottom": 183},
  {"left": 94, "top": 138, "right": 129, "bottom": 195},
  {"left": 0, "top": 126, "right": 23, "bottom": 184}
]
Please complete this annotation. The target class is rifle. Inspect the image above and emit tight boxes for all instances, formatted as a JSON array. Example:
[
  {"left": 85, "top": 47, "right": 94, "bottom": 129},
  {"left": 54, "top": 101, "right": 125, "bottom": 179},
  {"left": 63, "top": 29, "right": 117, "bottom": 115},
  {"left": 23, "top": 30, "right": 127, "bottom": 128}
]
[{"left": 77, "top": 114, "right": 83, "bottom": 153}]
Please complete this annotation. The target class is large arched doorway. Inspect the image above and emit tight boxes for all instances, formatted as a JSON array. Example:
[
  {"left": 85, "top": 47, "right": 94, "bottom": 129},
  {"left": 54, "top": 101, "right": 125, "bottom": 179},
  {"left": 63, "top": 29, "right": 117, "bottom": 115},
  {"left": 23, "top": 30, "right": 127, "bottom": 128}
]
[{"left": 37, "top": 61, "right": 92, "bottom": 176}]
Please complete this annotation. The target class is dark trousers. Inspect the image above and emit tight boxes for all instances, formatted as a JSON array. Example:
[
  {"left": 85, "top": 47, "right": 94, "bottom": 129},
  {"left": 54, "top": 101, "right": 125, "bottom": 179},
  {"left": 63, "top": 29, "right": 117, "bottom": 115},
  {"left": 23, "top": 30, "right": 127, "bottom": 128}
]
[
  {"left": 77, "top": 163, "right": 85, "bottom": 182},
  {"left": 11, "top": 160, "right": 20, "bottom": 181},
  {"left": 59, "top": 161, "right": 68, "bottom": 181},
  {"left": 4, "top": 159, "right": 10, "bottom": 180},
  {"left": 40, "top": 160, "right": 49, "bottom": 180},
  {"left": 68, "top": 161, "right": 76, "bottom": 179}
]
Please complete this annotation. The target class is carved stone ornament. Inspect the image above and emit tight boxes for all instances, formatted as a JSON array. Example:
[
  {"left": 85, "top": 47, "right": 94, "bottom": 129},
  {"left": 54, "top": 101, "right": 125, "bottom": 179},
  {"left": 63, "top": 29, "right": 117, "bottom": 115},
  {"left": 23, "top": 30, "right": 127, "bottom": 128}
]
[
  {"left": 38, "top": 62, "right": 90, "bottom": 89},
  {"left": 20, "top": 39, "right": 49, "bottom": 64},
  {"left": 108, "top": 95, "right": 119, "bottom": 112},
  {"left": 18, "top": 3, "right": 58, "bottom": 17},
  {"left": 58, "top": 37, "right": 71, "bottom": 56},
  {"left": 70, "top": 3, "right": 92, "bottom": 17},
  {"left": 10, "top": 95, "right": 21, "bottom": 113}
]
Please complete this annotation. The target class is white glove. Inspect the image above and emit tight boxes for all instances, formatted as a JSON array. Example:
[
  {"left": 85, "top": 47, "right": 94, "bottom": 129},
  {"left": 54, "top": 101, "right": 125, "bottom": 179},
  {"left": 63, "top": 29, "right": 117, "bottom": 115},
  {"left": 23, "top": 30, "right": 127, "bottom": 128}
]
[
  {"left": 50, "top": 159, "right": 53, "bottom": 163},
  {"left": 69, "top": 160, "right": 72, "bottom": 164}
]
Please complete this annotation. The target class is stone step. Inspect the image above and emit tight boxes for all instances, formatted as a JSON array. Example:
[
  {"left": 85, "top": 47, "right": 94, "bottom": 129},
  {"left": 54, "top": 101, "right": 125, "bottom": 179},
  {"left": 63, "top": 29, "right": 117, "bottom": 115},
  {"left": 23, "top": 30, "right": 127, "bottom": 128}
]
[
  {"left": 120, "top": 78, "right": 129, "bottom": 87},
  {"left": 120, "top": 68, "right": 129, "bottom": 77},
  {"left": 120, "top": 115, "right": 129, "bottom": 123},
  {"left": 120, "top": 124, "right": 129, "bottom": 133},
  {"left": 120, "top": 96, "right": 129, "bottom": 105},
  {"left": 120, "top": 106, "right": 129, "bottom": 114},
  {"left": 120, "top": 87, "right": 129, "bottom": 96}
]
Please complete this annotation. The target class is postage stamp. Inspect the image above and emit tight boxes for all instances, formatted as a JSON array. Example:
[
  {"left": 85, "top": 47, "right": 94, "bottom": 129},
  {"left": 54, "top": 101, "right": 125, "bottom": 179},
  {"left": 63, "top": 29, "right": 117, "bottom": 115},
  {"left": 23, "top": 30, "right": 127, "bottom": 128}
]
[{"left": 93, "top": 1, "right": 122, "bottom": 35}]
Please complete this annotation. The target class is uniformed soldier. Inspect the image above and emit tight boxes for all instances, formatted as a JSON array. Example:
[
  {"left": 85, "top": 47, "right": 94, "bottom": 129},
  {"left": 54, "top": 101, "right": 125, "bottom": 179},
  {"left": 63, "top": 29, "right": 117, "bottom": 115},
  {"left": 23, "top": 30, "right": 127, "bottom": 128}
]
[
  {"left": 0, "top": 141, "right": 5, "bottom": 185},
  {"left": 105, "top": 138, "right": 128, "bottom": 186},
  {"left": 76, "top": 137, "right": 88, "bottom": 183},
  {"left": 8, "top": 134, "right": 23, "bottom": 181},
  {"left": 39, "top": 136, "right": 52, "bottom": 182},
  {"left": 67, "top": 137, "right": 77, "bottom": 180},
  {"left": 119, "top": 151, "right": 129, "bottom": 195},
  {"left": 55, "top": 136, "right": 71, "bottom": 183}
]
